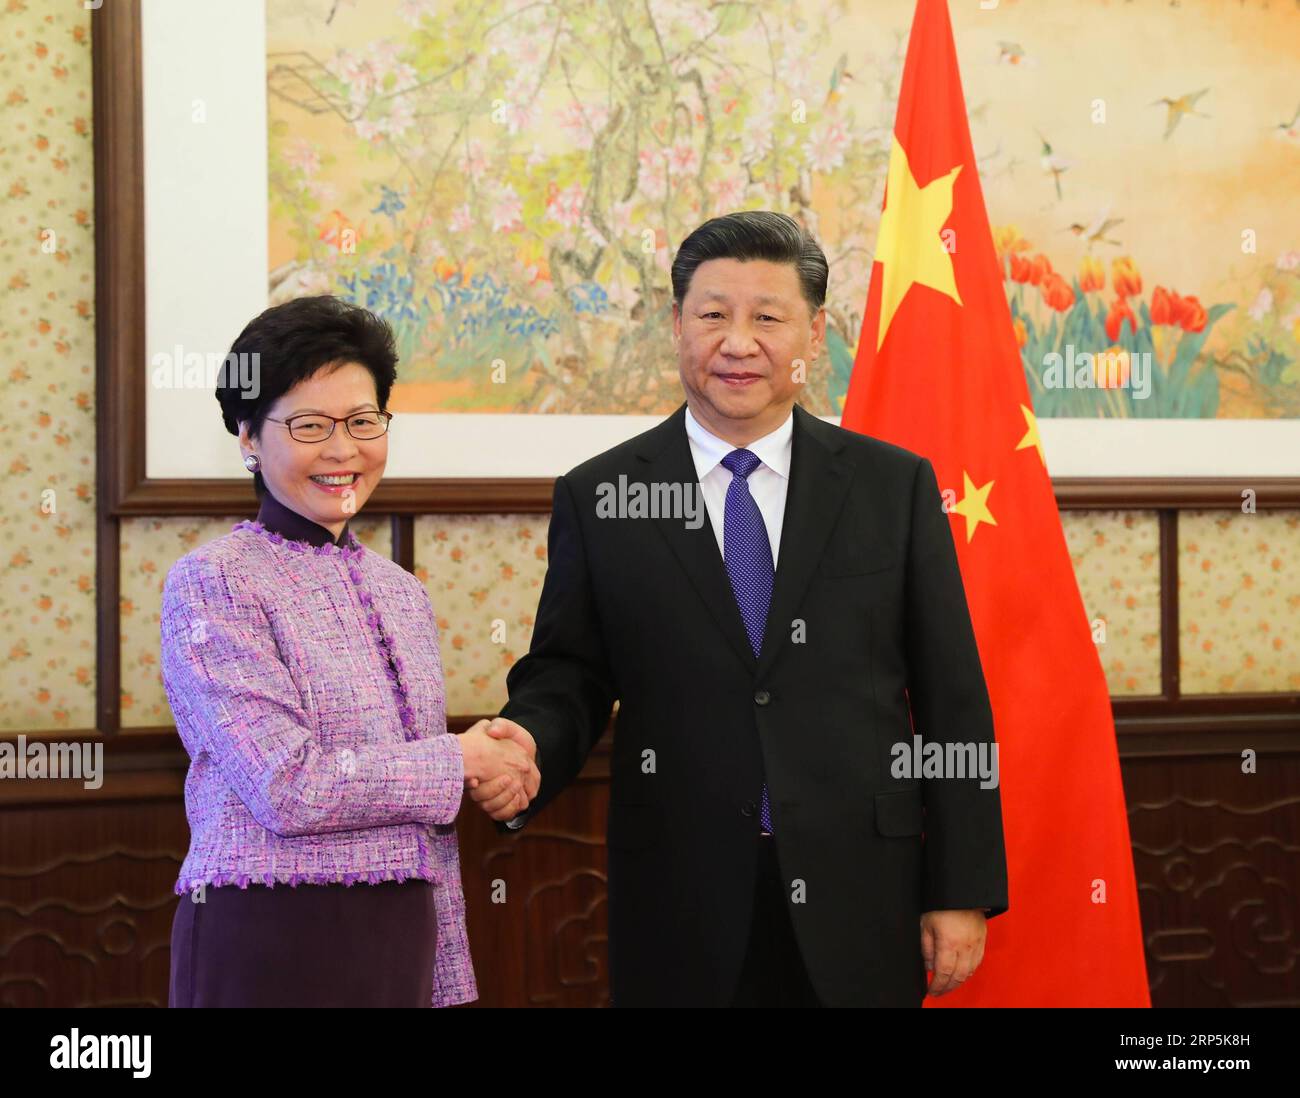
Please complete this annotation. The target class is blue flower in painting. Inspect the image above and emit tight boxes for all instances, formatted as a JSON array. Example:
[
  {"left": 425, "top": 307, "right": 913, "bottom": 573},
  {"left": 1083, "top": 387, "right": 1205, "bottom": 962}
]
[
  {"left": 372, "top": 186, "right": 406, "bottom": 219},
  {"left": 567, "top": 282, "right": 610, "bottom": 316},
  {"left": 430, "top": 272, "right": 561, "bottom": 344},
  {"left": 338, "top": 263, "right": 421, "bottom": 323}
]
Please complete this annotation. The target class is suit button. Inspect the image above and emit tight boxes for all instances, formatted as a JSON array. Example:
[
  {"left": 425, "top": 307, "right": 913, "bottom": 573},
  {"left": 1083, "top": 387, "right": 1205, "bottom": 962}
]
[
  {"left": 741, "top": 801, "right": 756, "bottom": 817},
  {"left": 754, "top": 689, "right": 771, "bottom": 705}
]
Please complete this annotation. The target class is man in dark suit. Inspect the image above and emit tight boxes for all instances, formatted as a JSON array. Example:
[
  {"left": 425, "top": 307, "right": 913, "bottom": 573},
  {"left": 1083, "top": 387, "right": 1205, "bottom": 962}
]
[{"left": 468, "top": 211, "right": 1008, "bottom": 1007}]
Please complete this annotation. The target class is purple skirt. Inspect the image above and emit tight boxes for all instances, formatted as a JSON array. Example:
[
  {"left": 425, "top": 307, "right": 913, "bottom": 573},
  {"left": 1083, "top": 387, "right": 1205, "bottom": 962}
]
[{"left": 168, "top": 878, "right": 438, "bottom": 1007}]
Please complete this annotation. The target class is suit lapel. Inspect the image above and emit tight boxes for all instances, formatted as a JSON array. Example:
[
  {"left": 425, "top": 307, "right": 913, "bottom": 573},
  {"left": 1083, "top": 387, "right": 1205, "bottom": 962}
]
[
  {"left": 756, "top": 404, "right": 854, "bottom": 678},
  {"left": 641, "top": 405, "right": 757, "bottom": 673},
  {"left": 638, "top": 403, "right": 855, "bottom": 679}
]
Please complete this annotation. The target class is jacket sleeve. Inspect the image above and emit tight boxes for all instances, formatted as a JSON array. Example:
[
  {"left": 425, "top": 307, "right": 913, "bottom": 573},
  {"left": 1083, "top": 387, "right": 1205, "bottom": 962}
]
[
  {"left": 160, "top": 551, "right": 464, "bottom": 837},
  {"left": 495, "top": 473, "right": 617, "bottom": 832},
  {"left": 903, "top": 457, "right": 1010, "bottom": 918}
]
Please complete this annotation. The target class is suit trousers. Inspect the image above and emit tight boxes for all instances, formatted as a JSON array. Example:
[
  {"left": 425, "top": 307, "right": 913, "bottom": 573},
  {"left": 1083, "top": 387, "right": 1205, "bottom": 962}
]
[{"left": 731, "top": 834, "right": 822, "bottom": 1007}]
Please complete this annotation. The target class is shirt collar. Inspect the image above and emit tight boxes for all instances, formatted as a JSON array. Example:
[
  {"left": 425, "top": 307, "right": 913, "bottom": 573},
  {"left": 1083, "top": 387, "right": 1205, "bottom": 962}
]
[
  {"left": 255, "top": 486, "right": 351, "bottom": 548},
  {"left": 683, "top": 404, "right": 794, "bottom": 480}
]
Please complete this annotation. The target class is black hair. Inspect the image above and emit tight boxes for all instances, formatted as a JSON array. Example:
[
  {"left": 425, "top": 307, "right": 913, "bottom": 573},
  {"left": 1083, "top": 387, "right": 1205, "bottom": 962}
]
[
  {"left": 215, "top": 295, "right": 397, "bottom": 497},
  {"left": 670, "top": 210, "right": 829, "bottom": 316}
]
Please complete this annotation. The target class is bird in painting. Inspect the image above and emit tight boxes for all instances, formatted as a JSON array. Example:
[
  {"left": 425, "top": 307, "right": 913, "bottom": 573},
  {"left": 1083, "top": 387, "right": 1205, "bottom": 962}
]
[
  {"left": 1036, "top": 131, "right": 1071, "bottom": 201},
  {"left": 1151, "top": 88, "right": 1210, "bottom": 140},
  {"left": 1067, "top": 207, "right": 1124, "bottom": 250}
]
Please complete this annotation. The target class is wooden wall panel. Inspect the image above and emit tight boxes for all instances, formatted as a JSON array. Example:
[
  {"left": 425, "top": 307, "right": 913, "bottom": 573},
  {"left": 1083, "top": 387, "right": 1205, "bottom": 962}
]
[
  {"left": 1123, "top": 754, "right": 1300, "bottom": 1007},
  {"left": 3, "top": 730, "right": 1298, "bottom": 1007}
]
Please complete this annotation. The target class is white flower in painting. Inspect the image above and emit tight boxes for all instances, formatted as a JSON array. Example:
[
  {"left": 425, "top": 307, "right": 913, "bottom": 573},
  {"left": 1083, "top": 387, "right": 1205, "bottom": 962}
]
[
  {"left": 639, "top": 147, "right": 670, "bottom": 201},
  {"left": 526, "top": 143, "right": 548, "bottom": 168},
  {"left": 742, "top": 121, "right": 774, "bottom": 162},
  {"left": 384, "top": 96, "right": 416, "bottom": 138},
  {"left": 306, "top": 179, "right": 337, "bottom": 203},
  {"left": 448, "top": 203, "right": 474, "bottom": 234},
  {"left": 326, "top": 48, "right": 368, "bottom": 92},
  {"left": 608, "top": 199, "right": 635, "bottom": 239},
  {"left": 1277, "top": 250, "right": 1300, "bottom": 271},
  {"left": 458, "top": 138, "right": 489, "bottom": 182},
  {"left": 498, "top": 76, "right": 540, "bottom": 136},
  {"left": 556, "top": 102, "right": 612, "bottom": 151},
  {"left": 667, "top": 140, "right": 699, "bottom": 177},
  {"left": 369, "top": 40, "right": 402, "bottom": 72},
  {"left": 742, "top": 92, "right": 779, "bottom": 162},
  {"left": 649, "top": 0, "right": 715, "bottom": 38},
  {"left": 547, "top": 182, "right": 586, "bottom": 229},
  {"left": 353, "top": 116, "right": 382, "bottom": 141},
  {"left": 602, "top": 277, "right": 641, "bottom": 313},
  {"left": 710, "top": 175, "right": 746, "bottom": 212},
  {"left": 804, "top": 120, "right": 850, "bottom": 173},
  {"left": 328, "top": 42, "right": 418, "bottom": 113},
  {"left": 1248, "top": 287, "right": 1274, "bottom": 321},
  {"left": 581, "top": 219, "right": 608, "bottom": 248},
  {"left": 387, "top": 61, "right": 419, "bottom": 95},
  {"left": 285, "top": 138, "right": 319, "bottom": 177},
  {"left": 707, "top": 66, "right": 737, "bottom": 98},
  {"left": 397, "top": 0, "right": 439, "bottom": 25},
  {"left": 486, "top": 4, "right": 551, "bottom": 70},
  {"left": 492, "top": 186, "right": 524, "bottom": 233},
  {"left": 511, "top": 98, "right": 540, "bottom": 136},
  {"left": 778, "top": 52, "right": 814, "bottom": 97}
]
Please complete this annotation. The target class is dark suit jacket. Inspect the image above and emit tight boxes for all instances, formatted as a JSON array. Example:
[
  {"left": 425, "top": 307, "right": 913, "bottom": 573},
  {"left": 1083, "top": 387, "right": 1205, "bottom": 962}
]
[{"left": 499, "top": 402, "right": 1009, "bottom": 1006}]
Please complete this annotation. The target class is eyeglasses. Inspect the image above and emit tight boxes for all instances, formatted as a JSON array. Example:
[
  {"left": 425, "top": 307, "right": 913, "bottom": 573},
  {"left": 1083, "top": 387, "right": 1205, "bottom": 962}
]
[{"left": 264, "top": 411, "right": 393, "bottom": 443}]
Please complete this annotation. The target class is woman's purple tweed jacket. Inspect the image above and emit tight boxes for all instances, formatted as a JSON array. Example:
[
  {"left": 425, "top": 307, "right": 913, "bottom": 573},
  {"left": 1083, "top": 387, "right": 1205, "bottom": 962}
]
[{"left": 159, "top": 512, "right": 476, "bottom": 1006}]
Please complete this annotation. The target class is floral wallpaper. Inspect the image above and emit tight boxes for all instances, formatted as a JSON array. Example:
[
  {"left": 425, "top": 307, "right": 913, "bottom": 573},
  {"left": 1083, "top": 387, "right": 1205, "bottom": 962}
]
[
  {"left": 0, "top": 0, "right": 95, "bottom": 731},
  {"left": 1061, "top": 511, "right": 1161, "bottom": 696},
  {"left": 411, "top": 515, "right": 548, "bottom": 717},
  {"left": 1181, "top": 510, "right": 1300, "bottom": 694}
]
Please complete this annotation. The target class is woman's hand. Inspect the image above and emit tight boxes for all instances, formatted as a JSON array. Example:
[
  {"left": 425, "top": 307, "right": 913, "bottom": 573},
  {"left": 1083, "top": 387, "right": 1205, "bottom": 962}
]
[{"left": 457, "top": 719, "right": 539, "bottom": 820}]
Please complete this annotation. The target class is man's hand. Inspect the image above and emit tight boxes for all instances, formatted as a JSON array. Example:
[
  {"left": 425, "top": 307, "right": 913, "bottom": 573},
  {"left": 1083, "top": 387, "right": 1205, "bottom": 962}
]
[
  {"left": 920, "top": 909, "right": 987, "bottom": 996},
  {"left": 457, "top": 718, "right": 539, "bottom": 821}
]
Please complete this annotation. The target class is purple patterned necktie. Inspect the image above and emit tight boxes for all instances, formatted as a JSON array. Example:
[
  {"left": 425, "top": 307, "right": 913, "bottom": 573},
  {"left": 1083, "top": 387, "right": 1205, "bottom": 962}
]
[{"left": 720, "top": 448, "right": 775, "bottom": 835}]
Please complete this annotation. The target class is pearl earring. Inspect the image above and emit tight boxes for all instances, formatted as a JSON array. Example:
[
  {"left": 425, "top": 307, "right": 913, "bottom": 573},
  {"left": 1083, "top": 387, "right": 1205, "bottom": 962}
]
[{"left": 243, "top": 454, "right": 261, "bottom": 472}]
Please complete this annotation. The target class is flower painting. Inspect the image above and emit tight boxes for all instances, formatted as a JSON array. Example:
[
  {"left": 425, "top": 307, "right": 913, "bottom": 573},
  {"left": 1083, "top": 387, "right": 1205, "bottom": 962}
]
[{"left": 266, "top": 0, "right": 1299, "bottom": 423}]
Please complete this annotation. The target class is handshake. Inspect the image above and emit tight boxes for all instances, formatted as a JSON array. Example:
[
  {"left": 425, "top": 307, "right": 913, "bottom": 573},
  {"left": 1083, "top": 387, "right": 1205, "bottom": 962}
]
[{"left": 457, "top": 718, "right": 540, "bottom": 822}]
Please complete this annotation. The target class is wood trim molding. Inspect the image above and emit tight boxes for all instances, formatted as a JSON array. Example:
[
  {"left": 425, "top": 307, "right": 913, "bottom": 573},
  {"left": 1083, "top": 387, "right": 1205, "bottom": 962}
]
[
  {"left": 1053, "top": 479, "right": 1300, "bottom": 509},
  {"left": 93, "top": 0, "right": 145, "bottom": 520},
  {"left": 105, "top": 476, "right": 1300, "bottom": 519}
]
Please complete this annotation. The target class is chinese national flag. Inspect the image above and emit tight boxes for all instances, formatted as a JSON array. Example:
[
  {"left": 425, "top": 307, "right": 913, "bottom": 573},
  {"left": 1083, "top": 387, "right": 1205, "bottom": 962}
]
[{"left": 840, "top": 0, "right": 1150, "bottom": 1006}]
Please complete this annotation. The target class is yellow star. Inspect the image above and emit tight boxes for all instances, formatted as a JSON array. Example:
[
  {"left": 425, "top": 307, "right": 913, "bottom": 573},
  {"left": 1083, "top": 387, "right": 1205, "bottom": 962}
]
[
  {"left": 1015, "top": 404, "right": 1046, "bottom": 466},
  {"left": 950, "top": 471, "right": 997, "bottom": 543},
  {"left": 873, "top": 134, "right": 964, "bottom": 350}
]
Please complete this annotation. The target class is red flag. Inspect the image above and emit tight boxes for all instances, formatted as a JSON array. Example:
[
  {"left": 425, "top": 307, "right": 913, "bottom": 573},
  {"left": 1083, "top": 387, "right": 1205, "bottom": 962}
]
[{"left": 840, "top": 0, "right": 1150, "bottom": 1006}]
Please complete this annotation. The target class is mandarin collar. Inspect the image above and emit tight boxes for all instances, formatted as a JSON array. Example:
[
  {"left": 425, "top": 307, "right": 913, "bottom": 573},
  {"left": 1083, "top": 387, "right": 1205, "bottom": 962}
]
[{"left": 254, "top": 487, "right": 351, "bottom": 549}]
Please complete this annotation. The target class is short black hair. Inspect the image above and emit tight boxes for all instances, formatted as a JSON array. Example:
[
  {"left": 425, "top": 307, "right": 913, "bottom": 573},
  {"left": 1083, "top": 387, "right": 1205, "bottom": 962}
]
[
  {"left": 670, "top": 210, "right": 829, "bottom": 316},
  {"left": 216, "top": 295, "right": 397, "bottom": 497}
]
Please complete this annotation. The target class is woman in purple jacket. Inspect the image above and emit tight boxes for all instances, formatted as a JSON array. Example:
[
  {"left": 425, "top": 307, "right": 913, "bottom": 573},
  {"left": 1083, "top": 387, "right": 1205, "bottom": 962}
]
[{"left": 161, "top": 296, "right": 539, "bottom": 1007}]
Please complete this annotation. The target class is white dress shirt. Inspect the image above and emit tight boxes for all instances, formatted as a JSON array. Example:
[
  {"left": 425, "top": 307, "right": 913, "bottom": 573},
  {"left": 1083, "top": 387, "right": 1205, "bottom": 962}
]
[{"left": 684, "top": 404, "right": 793, "bottom": 568}]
